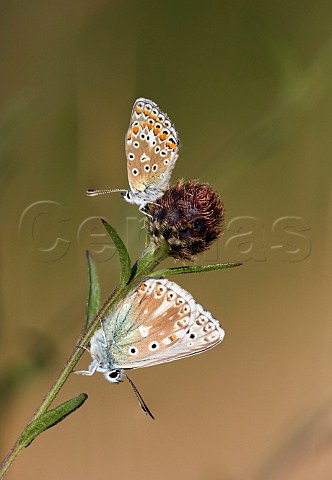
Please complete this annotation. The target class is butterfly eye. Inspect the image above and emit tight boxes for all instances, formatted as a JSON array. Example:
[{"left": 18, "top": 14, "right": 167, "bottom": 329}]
[
  {"left": 158, "top": 114, "right": 165, "bottom": 122},
  {"left": 167, "top": 292, "right": 175, "bottom": 301},
  {"left": 151, "top": 108, "right": 158, "bottom": 116},
  {"left": 133, "top": 141, "right": 139, "bottom": 149},
  {"left": 144, "top": 165, "right": 150, "bottom": 172},
  {"left": 129, "top": 346, "right": 138, "bottom": 355},
  {"left": 164, "top": 159, "right": 169, "bottom": 165},
  {"left": 152, "top": 164, "right": 158, "bottom": 172},
  {"left": 160, "top": 150, "right": 167, "bottom": 157},
  {"left": 140, "top": 133, "right": 145, "bottom": 139},
  {"left": 132, "top": 168, "right": 139, "bottom": 176},
  {"left": 128, "top": 153, "right": 135, "bottom": 160},
  {"left": 164, "top": 120, "right": 171, "bottom": 128},
  {"left": 106, "top": 369, "right": 122, "bottom": 383},
  {"left": 155, "top": 146, "right": 160, "bottom": 153}
]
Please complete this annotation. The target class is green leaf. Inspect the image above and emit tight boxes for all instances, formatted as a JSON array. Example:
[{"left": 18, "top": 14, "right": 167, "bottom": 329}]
[
  {"left": 18, "top": 393, "right": 88, "bottom": 448},
  {"left": 85, "top": 251, "right": 101, "bottom": 329},
  {"left": 151, "top": 262, "right": 242, "bottom": 277},
  {"left": 102, "top": 220, "right": 131, "bottom": 286}
]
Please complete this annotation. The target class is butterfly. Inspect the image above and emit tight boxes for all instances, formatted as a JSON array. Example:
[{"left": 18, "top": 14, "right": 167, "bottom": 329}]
[
  {"left": 87, "top": 98, "right": 180, "bottom": 214},
  {"left": 76, "top": 278, "right": 225, "bottom": 419}
]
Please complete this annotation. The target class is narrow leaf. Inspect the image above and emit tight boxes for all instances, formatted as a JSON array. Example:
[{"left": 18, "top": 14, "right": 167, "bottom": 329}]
[
  {"left": 18, "top": 393, "right": 88, "bottom": 448},
  {"left": 85, "top": 251, "right": 101, "bottom": 329},
  {"left": 102, "top": 220, "right": 131, "bottom": 286},
  {"left": 151, "top": 262, "right": 242, "bottom": 277}
]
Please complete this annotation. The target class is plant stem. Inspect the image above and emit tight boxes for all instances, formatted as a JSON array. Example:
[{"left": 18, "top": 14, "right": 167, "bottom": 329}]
[
  {"left": 0, "top": 238, "right": 168, "bottom": 479},
  {"left": 0, "top": 443, "right": 24, "bottom": 479},
  {"left": 0, "top": 240, "right": 169, "bottom": 479}
]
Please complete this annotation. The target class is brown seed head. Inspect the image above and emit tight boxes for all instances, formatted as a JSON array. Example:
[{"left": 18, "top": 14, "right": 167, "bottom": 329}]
[{"left": 147, "top": 180, "right": 225, "bottom": 260}]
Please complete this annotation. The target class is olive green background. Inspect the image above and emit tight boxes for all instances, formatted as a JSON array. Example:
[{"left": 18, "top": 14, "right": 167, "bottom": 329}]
[{"left": 1, "top": 1, "right": 332, "bottom": 479}]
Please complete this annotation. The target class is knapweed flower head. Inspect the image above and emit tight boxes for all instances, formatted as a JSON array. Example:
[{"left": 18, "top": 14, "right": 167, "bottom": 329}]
[{"left": 148, "top": 180, "right": 225, "bottom": 260}]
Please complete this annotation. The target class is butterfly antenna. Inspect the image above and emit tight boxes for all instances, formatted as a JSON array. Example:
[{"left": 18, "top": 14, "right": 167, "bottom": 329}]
[
  {"left": 86, "top": 188, "right": 127, "bottom": 197},
  {"left": 123, "top": 373, "right": 155, "bottom": 420}
]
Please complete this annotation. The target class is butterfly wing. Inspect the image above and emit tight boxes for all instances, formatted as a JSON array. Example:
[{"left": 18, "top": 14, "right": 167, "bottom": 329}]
[
  {"left": 102, "top": 278, "right": 224, "bottom": 370},
  {"left": 125, "top": 98, "right": 180, "bottom": 199}
]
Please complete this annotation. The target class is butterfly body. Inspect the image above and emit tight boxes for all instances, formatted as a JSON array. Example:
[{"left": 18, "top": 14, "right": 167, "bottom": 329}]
[
  {"left": 121, "top": 185, "right": 166, "bottom": 210},
  {"left": 80, "top": 278, "right": 224, "bottom": 385},
  {"left": 87, "top": 98, "right": 180, "bottom": 212}
]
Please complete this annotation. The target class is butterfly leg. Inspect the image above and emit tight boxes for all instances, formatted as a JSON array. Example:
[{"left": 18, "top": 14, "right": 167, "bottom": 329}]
[
  {"left": 139, "top": 204, "right": 153, "bottom": 219},
  {"left": 73, "top": 360, "right": 98, "bottom": 376},
  {"left": 140, "top": 201, "right": 163, "bottom": 219}
]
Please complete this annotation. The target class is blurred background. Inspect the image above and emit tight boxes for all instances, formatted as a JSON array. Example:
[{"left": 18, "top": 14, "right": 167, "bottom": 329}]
[{"left": 1, "top": 1, "right": 332, "bottom": 479}]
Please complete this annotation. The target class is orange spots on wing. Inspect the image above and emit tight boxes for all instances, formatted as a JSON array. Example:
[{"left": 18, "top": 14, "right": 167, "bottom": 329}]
[
  {"left": 180, "top": 305, "right": 189, "bottom": 314},
  {"left": 135, "top": 106, "right": 143, "bottom": 114},
  {"left": 196, "top": 317, "right": 205, "bottom": 326},
  {"left": 149, "top": 113, "right": 157, "bottom": 119},
  {"left": 169, "top": 334, "right": 177, "bottom": 342},
  {"left": 144, "top": 108, "right": 150, "bottom": 115},
  {"left": 127, "top": 132, "right": 132, "bottom": 140},
  {"left": 203, "top": 323, "right": 215, "bottom": 333},
  {"left": 159, "top": 133, "right": 168, "bottom": 141},
  {"left": 140, "top": 283, "right": 148, "bottom": 292},
  {"left": 176, "top": 318, "right": 189, "bottom": 328},
  {"left": 153, "top": 126, "right": 161, "bottom": 135},
  {"left": 166, "top": 141, "right": 177, "bottom": 151},
  {"left": 147, "top": 122, "right": 154, "bottom": 130},
  {"left": 141, "top": 121, "right": 147, "bottom": 129},
  {"left": 132, "top": 125, "right": 139, "bottom": 134}
]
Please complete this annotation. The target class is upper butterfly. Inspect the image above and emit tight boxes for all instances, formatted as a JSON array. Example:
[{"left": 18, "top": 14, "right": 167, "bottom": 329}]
[{"left": 87, "top": 98, "right": 180, "bottom": 213}]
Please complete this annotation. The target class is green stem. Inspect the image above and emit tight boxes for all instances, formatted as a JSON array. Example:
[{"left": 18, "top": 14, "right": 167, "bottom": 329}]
[
  {"left": 0, "top": 240, "right": 169, "bottom": 479},
  {"left": 0, "top": 443, "right": 24, "bottom": 479}
]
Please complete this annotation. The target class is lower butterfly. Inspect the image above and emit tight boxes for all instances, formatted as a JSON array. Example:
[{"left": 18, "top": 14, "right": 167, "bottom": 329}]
[
  {"left": 75, "top": 278, "right": 225, "bottom": 419},
  {"left": 87, "top": 98, "right": 180, "bottom": 215}
]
